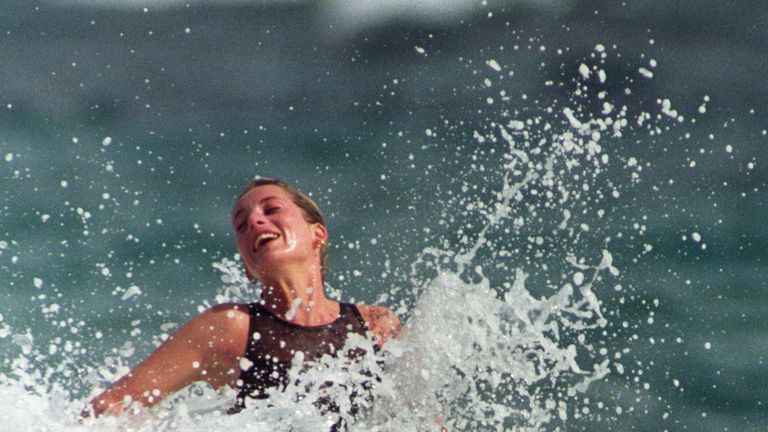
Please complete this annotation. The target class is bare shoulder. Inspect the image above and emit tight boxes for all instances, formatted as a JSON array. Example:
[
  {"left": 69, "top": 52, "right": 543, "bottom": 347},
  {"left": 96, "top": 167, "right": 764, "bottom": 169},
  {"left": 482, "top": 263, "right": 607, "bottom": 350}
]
[
  {"left": 356, "top": 304, "right": 401, "bottom": 346},
  {"left": 191, "top": 303, "right": 250, "bottom": 332},
  {"left": 185, "top": 303, "right": 250, "bottom": 357},
  {"left": 204, "top": 302, "right": 251, "bottom": 323}
]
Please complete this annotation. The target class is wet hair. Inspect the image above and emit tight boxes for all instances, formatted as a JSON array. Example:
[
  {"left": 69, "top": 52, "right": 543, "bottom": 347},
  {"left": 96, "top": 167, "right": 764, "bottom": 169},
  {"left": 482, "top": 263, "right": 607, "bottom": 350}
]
[{"left": 237, "top": 178, "right": 329, "bottom": 279}]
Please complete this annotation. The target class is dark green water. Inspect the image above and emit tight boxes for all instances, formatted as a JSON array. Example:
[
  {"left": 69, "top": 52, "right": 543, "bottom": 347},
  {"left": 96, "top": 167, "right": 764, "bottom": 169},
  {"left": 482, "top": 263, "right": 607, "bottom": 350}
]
[{"left": 1, "top": 1, "right": 767, "bottom": 430}]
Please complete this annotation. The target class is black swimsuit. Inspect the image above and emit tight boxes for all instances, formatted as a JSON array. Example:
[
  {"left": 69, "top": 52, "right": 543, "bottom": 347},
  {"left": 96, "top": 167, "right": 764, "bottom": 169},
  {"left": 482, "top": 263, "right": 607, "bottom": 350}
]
[{"left": 229, "top": 302, "right": 374, "bottom": 423}]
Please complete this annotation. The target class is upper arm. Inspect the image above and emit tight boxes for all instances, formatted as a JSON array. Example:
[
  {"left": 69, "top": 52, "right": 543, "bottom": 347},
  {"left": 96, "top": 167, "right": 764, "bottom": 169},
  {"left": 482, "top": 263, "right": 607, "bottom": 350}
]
[
  {"left": 357, "top": 304, "right": 401, "bottom": 347},
  {"left": 85, "top": 303, "right": 249, "bottom": 417}
]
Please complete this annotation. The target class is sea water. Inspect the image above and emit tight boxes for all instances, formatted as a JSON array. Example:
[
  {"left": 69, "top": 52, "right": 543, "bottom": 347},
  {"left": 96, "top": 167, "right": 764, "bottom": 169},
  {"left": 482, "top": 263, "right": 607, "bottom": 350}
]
[{"left": 0, "top": 42, "right": 677, "bottom": 431}]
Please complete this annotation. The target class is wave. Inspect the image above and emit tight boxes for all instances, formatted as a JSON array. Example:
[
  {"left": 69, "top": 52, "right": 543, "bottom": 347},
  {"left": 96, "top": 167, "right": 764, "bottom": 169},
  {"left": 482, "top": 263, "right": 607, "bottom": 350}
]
[
  {"left": 0, "top": 44, "right": 663, "bottom": 430},
  {"left": 45, "top": 0, "right": 571, "bottom": 34}
]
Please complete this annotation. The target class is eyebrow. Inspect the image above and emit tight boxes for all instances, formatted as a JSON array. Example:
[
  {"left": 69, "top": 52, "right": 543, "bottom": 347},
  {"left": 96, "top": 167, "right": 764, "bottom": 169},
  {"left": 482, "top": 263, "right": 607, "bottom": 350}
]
[{"left": 232, "top": 196, "right": 281, "bottom": 222}]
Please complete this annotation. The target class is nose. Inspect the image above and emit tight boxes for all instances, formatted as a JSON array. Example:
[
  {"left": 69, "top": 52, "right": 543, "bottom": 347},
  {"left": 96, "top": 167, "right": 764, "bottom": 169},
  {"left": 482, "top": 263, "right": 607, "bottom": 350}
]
[{"left": 247, "top": 210, "right": 267, "bottom": 230}]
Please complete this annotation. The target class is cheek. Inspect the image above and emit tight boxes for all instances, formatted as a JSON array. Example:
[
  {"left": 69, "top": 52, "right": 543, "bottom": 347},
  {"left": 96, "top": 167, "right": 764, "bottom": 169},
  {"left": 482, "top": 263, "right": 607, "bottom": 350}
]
[
  {"left": 284, "top": 232, "right": 298, "bottom": 249},
  {"left": 235, "top": 235, "right": 251, "bottom": 254},
  {"left": 283, "top": 216, "right": 313, "bottom": 246}
]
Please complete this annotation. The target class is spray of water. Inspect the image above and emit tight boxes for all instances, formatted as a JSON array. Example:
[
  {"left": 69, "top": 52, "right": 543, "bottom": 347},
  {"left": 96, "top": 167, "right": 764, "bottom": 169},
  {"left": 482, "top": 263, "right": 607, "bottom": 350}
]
[{"left": 0, "top": 45, "right": 682, "bottom": 431}]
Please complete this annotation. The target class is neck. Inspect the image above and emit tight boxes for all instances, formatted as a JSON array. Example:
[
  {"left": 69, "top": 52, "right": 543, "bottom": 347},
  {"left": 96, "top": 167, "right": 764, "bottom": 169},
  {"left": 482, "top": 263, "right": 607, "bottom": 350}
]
[{"left": 257, "top": 264, "right": 338, "bottom": 326}]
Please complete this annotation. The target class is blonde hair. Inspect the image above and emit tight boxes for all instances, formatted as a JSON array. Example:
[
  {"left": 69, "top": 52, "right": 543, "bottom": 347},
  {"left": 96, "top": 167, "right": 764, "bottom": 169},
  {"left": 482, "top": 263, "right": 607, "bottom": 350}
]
[{"left": 237, "top": 178, "right": 328, "bottom": 278}]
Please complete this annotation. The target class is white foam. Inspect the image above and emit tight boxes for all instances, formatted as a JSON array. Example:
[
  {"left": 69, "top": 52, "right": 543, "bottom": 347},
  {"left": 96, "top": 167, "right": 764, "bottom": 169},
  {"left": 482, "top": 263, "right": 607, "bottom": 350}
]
[
  {"left": 121, "top": 285, "right": 142, "bottom": 300},
  {"left": 0, "top": 39, "right": 678, "bottom": 432},
  {"left": 638, "top": 67, "right": 654, "bottom": 79},
  {"left": 487, "top": 59, "right": 502, "bottom": 72},
  {"left": 579, "top": 63, "right": 590, "bottom": 79}
]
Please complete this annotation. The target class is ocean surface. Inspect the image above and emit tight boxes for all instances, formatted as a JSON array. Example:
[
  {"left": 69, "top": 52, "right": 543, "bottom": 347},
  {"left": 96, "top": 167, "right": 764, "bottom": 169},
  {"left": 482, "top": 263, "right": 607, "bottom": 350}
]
[{"left": 1, "top": 1, "right": 767, "bottom": 430}]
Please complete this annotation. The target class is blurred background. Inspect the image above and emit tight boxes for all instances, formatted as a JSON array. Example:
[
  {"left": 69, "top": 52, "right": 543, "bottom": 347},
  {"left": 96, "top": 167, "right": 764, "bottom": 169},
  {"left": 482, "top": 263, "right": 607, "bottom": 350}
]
[{"left": 1, "top": 0, "right": 767, "bottom": 430}]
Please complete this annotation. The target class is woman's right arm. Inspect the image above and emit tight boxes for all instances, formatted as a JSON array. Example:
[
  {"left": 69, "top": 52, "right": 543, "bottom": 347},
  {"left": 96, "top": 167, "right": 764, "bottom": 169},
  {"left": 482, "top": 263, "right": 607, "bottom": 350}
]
[{"left": 82, "top": 303, "right": 249, "bottom": 418}]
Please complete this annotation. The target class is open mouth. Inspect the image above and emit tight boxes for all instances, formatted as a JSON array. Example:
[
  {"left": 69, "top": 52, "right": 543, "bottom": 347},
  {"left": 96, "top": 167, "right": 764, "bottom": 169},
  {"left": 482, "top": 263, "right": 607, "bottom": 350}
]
[{"left": 254, "top": 232, "right": 280, "bottom": 251}]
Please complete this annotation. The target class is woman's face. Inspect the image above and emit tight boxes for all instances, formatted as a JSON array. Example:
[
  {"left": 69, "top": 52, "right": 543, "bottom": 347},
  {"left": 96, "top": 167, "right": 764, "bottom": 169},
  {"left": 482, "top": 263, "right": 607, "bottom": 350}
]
[{"left": 232, "top": 185, "right": 327, "bottom": 282}]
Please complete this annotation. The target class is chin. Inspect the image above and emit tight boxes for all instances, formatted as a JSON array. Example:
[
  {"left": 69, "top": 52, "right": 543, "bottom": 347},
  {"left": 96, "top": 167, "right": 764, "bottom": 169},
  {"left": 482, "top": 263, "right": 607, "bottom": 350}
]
[{"left": 256, "top": 253, "right": 313, "bottom": 273}]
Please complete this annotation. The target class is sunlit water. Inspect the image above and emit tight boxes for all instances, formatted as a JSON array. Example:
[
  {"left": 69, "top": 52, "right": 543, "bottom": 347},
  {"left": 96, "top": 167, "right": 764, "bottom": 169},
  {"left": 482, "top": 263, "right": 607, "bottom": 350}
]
[{"left": 0, "top": 42, "right": 723, "bottom": 431}]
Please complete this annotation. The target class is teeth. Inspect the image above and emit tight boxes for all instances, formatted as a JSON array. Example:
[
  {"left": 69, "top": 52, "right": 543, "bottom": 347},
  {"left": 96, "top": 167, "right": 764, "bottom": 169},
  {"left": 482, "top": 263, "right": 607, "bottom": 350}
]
[
  {"left": 257, "top": 233, "right": 279, "bottom": 241},
  {"left": 255, "top": 232, "right": 279, "bottom": 247}
]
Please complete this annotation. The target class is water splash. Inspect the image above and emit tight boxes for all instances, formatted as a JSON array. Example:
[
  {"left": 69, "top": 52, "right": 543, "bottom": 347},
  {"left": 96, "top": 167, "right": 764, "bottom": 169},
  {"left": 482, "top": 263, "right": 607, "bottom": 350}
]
[{"left": 0, "top": 45, "right": 680, "bottom": 431}]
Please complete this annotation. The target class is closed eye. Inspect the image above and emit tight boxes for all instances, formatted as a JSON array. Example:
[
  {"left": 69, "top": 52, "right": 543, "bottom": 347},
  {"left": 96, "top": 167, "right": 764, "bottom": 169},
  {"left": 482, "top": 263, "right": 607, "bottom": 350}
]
[{"left": 265, "top": 206, "right": 280, "bottom": 215}]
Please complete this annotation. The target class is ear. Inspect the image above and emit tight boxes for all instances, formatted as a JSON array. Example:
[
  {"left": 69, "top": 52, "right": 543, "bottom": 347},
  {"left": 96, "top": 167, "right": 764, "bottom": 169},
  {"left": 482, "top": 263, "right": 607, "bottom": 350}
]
[{"left": 312, "top": 223, "right": 328, "bottom": 247}]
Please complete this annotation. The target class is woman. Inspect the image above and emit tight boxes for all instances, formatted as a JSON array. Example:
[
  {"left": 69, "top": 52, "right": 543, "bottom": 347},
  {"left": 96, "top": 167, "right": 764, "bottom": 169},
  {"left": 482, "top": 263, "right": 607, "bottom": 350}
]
[{"left": 83, "top": 178, "right": 401, "bottom": 423}]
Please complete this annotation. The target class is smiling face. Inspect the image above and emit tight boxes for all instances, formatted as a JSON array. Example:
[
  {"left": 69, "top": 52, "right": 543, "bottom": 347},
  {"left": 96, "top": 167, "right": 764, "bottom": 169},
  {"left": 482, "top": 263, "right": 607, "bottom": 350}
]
[{"left": 232, "top": 185, "right": 328, "bottom": 283}]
